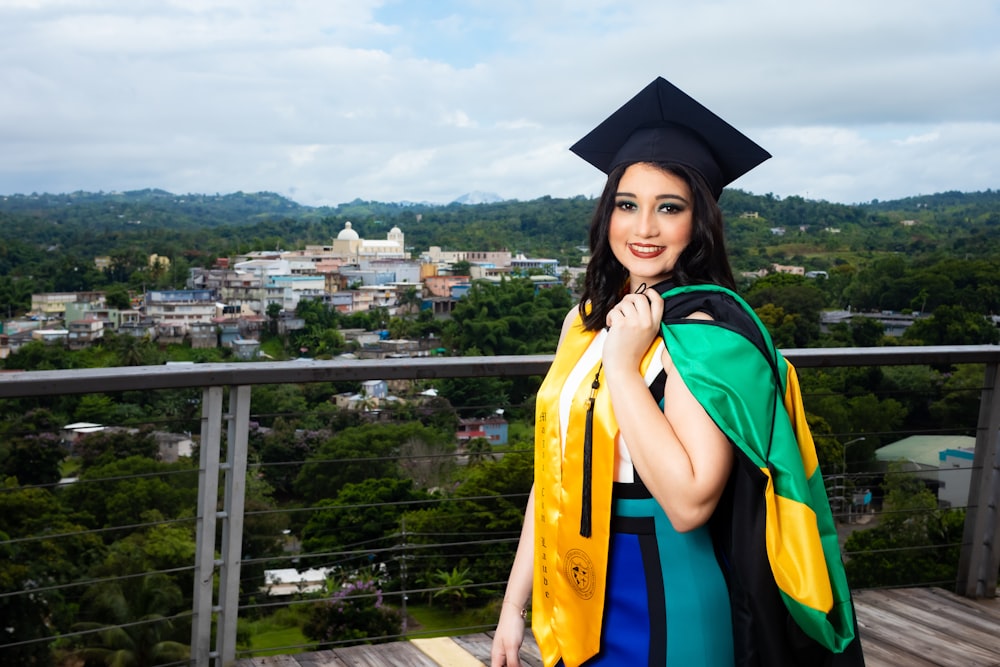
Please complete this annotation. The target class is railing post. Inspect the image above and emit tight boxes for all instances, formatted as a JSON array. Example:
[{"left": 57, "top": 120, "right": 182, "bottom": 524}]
[
  {"left": 216, "top": 385, "right": 251, "bottom": 665},
  {"left": 957, "top": 361, "right": 1000, "bottom": 598},
  {"left": 191, "top": 386, "right": 224, "bottom": 667}
]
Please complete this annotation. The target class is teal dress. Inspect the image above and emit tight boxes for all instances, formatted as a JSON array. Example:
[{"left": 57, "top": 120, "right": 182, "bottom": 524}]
[{"left": 594, "top": 477, "right": 735, "bottom": 666}]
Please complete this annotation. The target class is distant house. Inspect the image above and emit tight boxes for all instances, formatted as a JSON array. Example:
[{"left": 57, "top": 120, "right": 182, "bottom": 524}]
[
  {"left": 820, "top": 310, "right": 925, "bottom": 337},
  {"left": 31, "top": 328, "right": 69, "bottom": 344},
  {"left": 262, "top": 568, "right": 334, "bottom": 597},
  {"left": 875, "top": 434, "right": 976, "bottom": 508},
  {"left": 771, "top": 263, "right": 805, "bottom": 276},
  {"left": 61, "top": 422, "right": 105, "bottom": 445},
  {"left": 67, "top": 318, "right": 104, "bottom": 350},
  {"left": 456, "top": 415, "right": 508, "bottom": 446},
  {"left": 153, "top": 431, "right": 194, "bottom": 463},
  {"left": 231, "top": 338, "right": 261, "bottom": 360}
]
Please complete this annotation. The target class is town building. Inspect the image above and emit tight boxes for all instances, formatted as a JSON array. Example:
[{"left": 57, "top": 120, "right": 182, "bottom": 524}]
[
  {"left": 456, "top": 415, "right": 509, "bottom": 446},
  {"left": 875, "top": 434, "right": 976, "bottom": 509}
]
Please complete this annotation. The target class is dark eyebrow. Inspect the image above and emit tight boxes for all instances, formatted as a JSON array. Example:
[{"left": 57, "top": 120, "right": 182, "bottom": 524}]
[{"left": 615, "top": 191, "right": 690, "bottom": 205}]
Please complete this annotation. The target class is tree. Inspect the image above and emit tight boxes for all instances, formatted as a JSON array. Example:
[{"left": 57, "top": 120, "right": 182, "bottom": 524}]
[
  {"left": 430, "top": 567, "right": 474, "bottom": 613},
  {"left": 444, "top": 278, "right": 571, "bottom": 356},
  {"left": 846, "top": 316, "right": 886, "bottom": 347},
  {"left": 753, "top": 303, "right": 798, "bottom": 349},
  {"left": 293, "top": 423, "right": 447, "bottom": 504},
  {"left": 398, "top": 435, "right": 456, "bottom": 489},
  {"left": 74, "top": 429, "right": 159, "bottom": 469},
  {"left": 450, "top": 260, "right": 472, "bottom": 275},
  {"left": 102, "top": 331, "right": 159, "bottom": 367},
  {"left": 0, "top": 431, "right": 64, "bottom": 486},
  {"left": 844, "top": 464, "right": 963, "bottom": 588},
  {"left": 105, "top": 284, "right": 132, "bottom": 310},
  {"left": 91, "top": 516, "right": 197, "bottom": 594},
  {"left": 0, "top": 481, "right": 105, "bottom": 666},
  {"left": 402, "top": 447, "right": 533, "bottom": 595},
  {"left": 267, "top": 301, "right": 282, "bottom": 335},
  {"left": 300, "top": 477, "right": 428, "bottom": 566},
  {"left": 70, "top": 573, "right": 189, "bottom": 667},
  {"left": 303, "top": 576, "right": 402, "bottom": 648},
  {"left": 746, "top": 275, "right": 825, "bottom": 347},
  {"left": 465, "top": 437, "right": 496, "bottom": 465},
  {"left": 250, "top": 383, "right": 310, "bottom": 427},
  {"left": 928, "top": 364, "right": 983, "bottom": 431},
  {"left": 902, "top": 304, "right": 1000, "bottom": 346},
  {"left": 58, "top": 456, "right": 198, "bottom": 532},
  {"left": 397, "top": 285, "right": 422, "bottom": 314}
]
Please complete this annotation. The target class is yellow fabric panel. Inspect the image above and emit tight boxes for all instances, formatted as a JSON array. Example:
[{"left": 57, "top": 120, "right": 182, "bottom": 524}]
[
  {"left": 782, "top": 361, "right": 819, "bottom": 478},
  {"left": 761, "top": 467, "right": 834, "bottom": 613},
  {"left": 533, "top": 314, "right": 663, "bottom": 667}
]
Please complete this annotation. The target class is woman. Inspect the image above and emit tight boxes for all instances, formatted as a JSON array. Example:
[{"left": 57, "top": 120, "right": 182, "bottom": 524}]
[{"left": 492, "top": 78, "right": 862, "bottom": 667}]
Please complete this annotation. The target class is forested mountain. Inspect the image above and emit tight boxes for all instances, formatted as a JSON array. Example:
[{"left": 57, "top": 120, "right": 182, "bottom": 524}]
[
  {"left": 3, "top": 187, "right": 997, "bottom": 261},
  {"left": 1, "top": 186, "right": 999, "bottom": 316}
]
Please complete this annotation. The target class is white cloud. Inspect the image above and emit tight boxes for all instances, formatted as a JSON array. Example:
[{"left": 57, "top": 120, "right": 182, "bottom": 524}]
[{"left": 0, "top": 0, "right": 997, "bottom": 204}]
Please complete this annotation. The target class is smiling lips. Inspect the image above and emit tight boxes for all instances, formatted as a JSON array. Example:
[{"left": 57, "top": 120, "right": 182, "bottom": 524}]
[{"left": 627, "top": 243, "right": 666, "bottom": 259}]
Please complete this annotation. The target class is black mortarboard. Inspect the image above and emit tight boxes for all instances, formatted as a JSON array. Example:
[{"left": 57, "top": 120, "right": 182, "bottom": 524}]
[{"left": 570, "top": 76, "right": 770, "bottom": 199}]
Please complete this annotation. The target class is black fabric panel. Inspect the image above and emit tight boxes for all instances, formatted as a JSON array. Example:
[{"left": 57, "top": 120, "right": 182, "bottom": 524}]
[
  {"left": 711, "top": 449, "right": 866, "bottom": 666},
  {"left": 638, "top": 531, "right": 668, "bottom": 667}
]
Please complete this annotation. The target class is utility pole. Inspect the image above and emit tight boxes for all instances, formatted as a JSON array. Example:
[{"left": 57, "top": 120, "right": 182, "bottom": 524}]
[{"left": 400, "top": 515, "right": 408, "bottom": 632}]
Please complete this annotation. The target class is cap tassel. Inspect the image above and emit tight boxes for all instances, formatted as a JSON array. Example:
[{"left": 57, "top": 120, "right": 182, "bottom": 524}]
[{"left": 581, "top": 365, "right": 602, "bottom": 538}]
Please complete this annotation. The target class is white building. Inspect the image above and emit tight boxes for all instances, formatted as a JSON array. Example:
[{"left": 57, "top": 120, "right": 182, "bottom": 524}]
[
  {"left": 875, "top": 434, "right": 976, "bottom": 508},
  {"left": 331, "top": 222, "right": 407, "bottom": 262}
]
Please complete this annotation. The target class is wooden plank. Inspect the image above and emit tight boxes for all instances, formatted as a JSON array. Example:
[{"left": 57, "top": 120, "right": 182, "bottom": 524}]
[
  {"left": 864, "top": 589, "right": 1000, "bottom": 659},
  {"left": 449, "top": 633, "right": 493, "bottom": 664},
  {"left": 239, "top": 587, "right": 1000, "bottom": 667},
  {"left": 295, "top": 649, "right": 349, "bottom": 667},
  {"left": 858, "top": 638, "right": 940, "bottom": 667},
  {"left": 411, "top": 637, "right": 484, "bottom": 666},
  {"left": 881, "top": 588, "right": 1000, "bottom": 647},
  {"left": 333, "top": 641, "right": 439, "bottom": 667},
  {"left": 234, "top": 656, "right": 303, "bottom": 667},
  {"left": 926, "top": 587, "right": 1000, "bottom": 623},
  {"left": 854, "top": 594, "right": 1000, "bottom": 667}
]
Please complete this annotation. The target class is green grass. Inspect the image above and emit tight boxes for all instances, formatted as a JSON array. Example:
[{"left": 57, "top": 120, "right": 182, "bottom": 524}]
[
  {"left": 405, "top": 602, "right": 498, "bottom": 638},
  {"left": 241, "top": 607, "right": 313, "bottom": 656},
  {"left": 247, "top": 626, "right": 311, "bottom": 656},
  {"left": 240, "top": 601, "right": 498, "bottom": 657}
]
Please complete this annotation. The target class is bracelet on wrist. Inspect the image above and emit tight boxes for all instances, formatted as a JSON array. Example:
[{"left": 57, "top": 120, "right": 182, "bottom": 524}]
[{"left": 503, "top": 599, "right": 527, "bottom": 619}]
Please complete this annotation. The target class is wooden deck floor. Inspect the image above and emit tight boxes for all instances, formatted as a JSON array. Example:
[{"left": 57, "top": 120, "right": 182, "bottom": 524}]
[{"left": 237, "top": 587, "right": 1000, "bottom": 667}]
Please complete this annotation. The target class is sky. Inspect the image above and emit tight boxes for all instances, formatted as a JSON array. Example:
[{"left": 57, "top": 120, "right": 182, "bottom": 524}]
[{"left": 1, "top": 0, "right": 998, "bottom": 207}]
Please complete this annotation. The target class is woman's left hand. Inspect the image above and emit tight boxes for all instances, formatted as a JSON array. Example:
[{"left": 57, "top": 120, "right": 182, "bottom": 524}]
[{"left": 603, "top": 290, "right": 664, "bottom": 372}]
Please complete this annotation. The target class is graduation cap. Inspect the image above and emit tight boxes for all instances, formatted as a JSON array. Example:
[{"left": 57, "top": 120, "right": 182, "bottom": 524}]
[{"left": 570, "top": 77, "right": 770, "bottom": 200}]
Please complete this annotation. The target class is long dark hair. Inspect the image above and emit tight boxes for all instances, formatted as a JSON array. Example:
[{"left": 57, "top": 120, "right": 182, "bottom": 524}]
[{"left": 578, "top": 161, "right": 736, "bottom": 331}]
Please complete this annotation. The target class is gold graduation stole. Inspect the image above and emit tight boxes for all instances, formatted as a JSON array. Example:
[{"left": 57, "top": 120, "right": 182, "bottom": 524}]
[{"left": 532, "top": 313, "right": 661, "bottom": 667}]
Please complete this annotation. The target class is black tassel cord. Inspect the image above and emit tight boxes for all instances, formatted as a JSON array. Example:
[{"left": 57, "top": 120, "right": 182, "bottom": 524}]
[
  {"left": 580, "top": 363, "right": 602, "bottom": 538},
  {"left": 580, "top": 284, "right": 646, "bottom": 538}
]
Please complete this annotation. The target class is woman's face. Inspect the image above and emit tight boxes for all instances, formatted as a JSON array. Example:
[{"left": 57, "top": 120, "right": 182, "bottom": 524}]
[{"left": 608, "top": 162, "right": 694, "bottom": 290}]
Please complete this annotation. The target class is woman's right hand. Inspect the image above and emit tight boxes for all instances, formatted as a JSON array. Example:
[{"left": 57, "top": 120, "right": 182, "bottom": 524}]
[{"left": 490, "top": 602, "right": 526, "bottom": 667}]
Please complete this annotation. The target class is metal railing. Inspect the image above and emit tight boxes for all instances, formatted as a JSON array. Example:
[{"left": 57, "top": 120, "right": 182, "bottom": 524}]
[{"left": 1, "top": 345, "right": 999, "bottom": 666}]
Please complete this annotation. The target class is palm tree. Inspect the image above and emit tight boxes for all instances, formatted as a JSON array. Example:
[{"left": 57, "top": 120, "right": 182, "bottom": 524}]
[
  {"left": 431, "top": 567, "right": 474, "bottom": 614},
  {"left": 71, "top": 574, "right": 189, "bottom": 667},
  {"left": 466, "top": 437, "right": 496, "bottom": 465}
]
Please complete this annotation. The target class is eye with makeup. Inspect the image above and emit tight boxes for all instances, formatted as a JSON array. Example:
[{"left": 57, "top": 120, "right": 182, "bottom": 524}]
[{"left": 658, "top": 201, "right": 686, "bottom": 214}]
